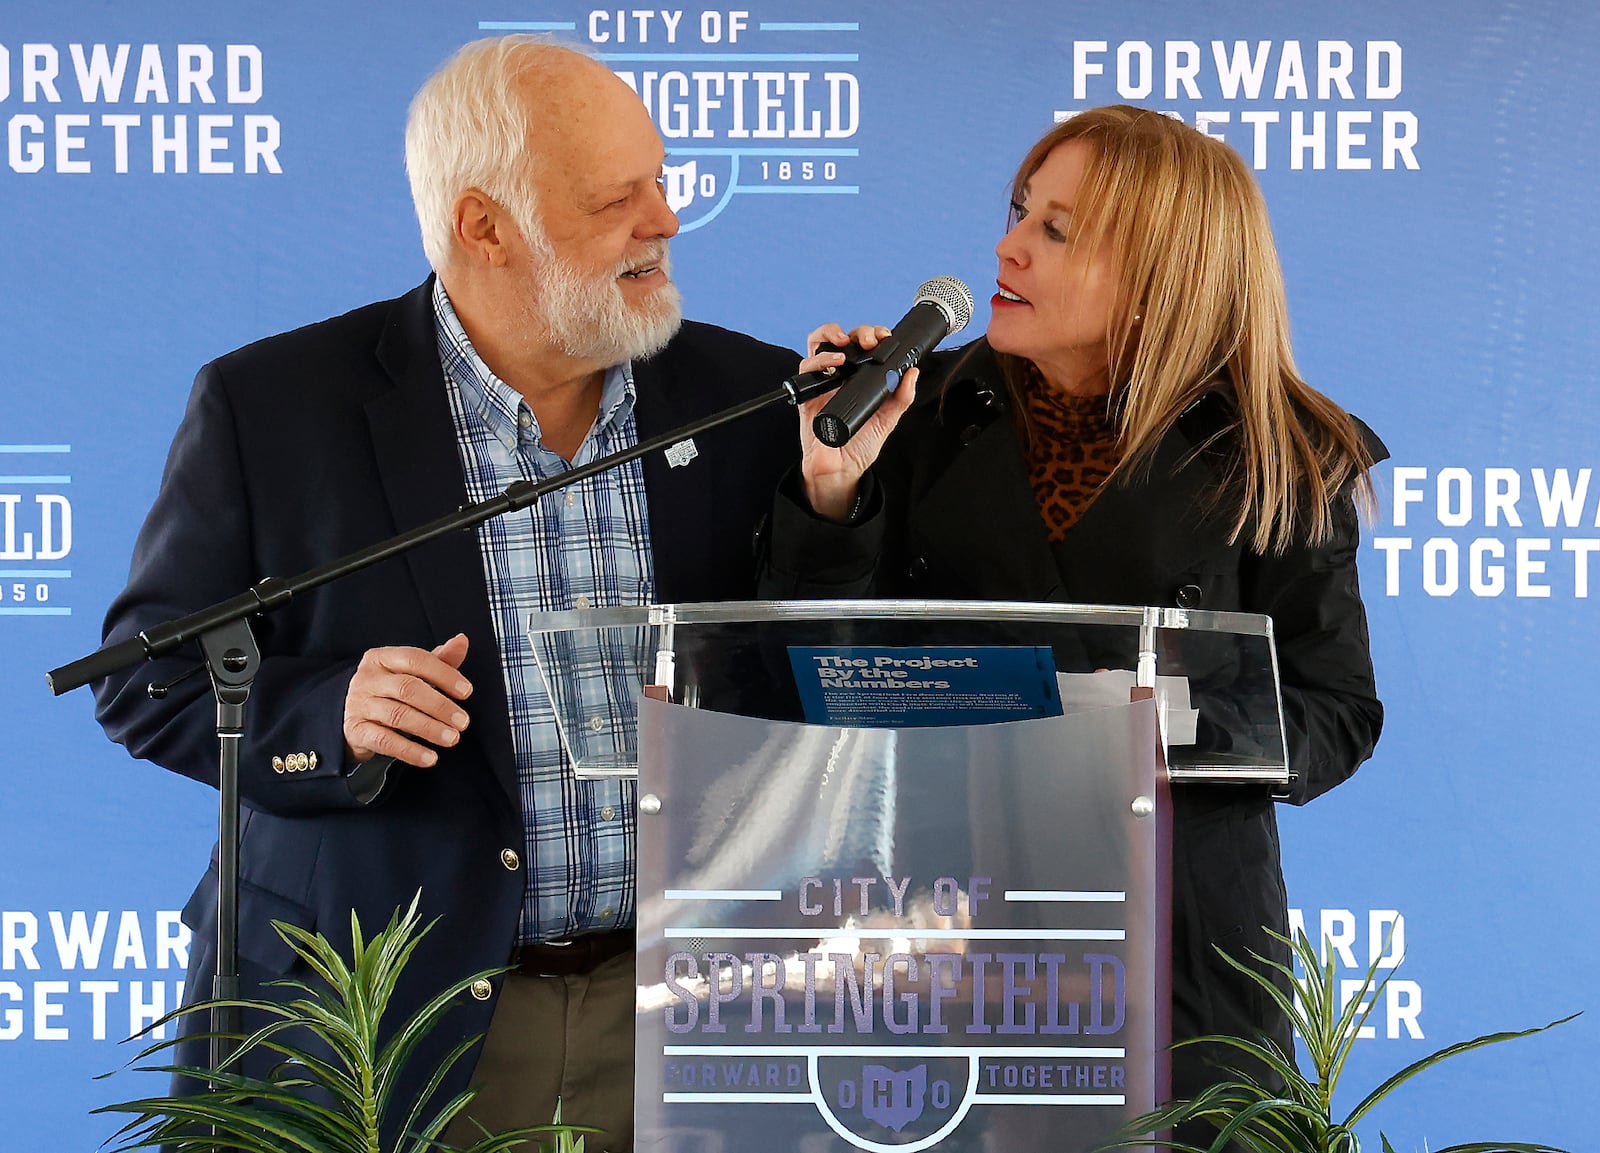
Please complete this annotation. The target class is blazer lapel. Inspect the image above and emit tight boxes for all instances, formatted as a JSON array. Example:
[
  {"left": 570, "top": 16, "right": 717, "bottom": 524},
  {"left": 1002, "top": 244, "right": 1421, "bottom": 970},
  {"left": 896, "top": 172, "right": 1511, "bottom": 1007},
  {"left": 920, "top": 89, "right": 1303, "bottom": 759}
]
[
  {"left": 632, "top": 355, "right": 715, "bottom": 603},
  {"left": 365, "top": 280, "right": 520, "bottom": 806}
]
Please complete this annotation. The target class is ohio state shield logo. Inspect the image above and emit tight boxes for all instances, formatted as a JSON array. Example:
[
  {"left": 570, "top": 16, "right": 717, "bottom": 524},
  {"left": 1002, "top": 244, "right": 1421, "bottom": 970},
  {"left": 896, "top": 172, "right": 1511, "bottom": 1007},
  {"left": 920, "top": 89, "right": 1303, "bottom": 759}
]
[
  {"left": 860, "top": 1063, "right": 926, "bottom": 1132},
  {"left": 814, "top": 1052, "right": 969, "bottom": 1146}
]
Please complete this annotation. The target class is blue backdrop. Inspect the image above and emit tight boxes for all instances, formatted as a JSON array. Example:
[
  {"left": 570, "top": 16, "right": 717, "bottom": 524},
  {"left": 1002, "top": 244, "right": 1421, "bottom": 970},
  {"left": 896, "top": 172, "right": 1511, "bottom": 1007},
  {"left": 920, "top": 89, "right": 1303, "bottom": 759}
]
[{"left": 2, "top": 2, "right": 1593, "bottom": 1148}]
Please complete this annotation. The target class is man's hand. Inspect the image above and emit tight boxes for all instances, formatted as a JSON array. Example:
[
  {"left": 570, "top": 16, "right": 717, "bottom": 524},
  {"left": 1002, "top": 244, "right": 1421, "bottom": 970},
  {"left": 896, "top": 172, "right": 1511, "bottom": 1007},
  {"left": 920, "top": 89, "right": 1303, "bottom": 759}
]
[{"left": 343, "top": 633, "right": 473, "bottom": 767}]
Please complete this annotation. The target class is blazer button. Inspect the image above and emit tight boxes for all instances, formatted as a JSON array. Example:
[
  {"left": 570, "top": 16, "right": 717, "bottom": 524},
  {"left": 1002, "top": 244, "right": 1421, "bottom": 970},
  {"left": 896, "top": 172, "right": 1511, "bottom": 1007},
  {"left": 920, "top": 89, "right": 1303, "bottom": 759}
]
[
  {"left": 501, "top": 848, "right": 521, "bottom": 871},
  {"left": 272, "top": 756, "right": 285, "bottom": 774},
  {"left": 1175, "top": 583, "right": 1204, "bottom": 609},
  {"left": 470, "top": 978, "right": 493, "bottom": 1001},
  {"left": 958, "top": 424, "right": 983, "bottom": 446},
  {"left": 907, "top": 556, "right": 929, "bottom": 582}
]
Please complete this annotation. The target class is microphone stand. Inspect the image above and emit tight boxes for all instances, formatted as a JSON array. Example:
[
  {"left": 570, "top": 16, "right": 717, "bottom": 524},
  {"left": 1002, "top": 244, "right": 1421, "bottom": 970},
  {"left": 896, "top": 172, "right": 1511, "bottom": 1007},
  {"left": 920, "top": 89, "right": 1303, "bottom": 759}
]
[{"left": 43, "top": 365, "right": 846, "bottom": 1089}]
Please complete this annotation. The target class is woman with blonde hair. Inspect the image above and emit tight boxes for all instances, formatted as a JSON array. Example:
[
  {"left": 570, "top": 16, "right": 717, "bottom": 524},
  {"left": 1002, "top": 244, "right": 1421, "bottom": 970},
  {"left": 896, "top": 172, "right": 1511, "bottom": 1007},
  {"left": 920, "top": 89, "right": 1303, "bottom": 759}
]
[{"left": 763, "top": 104, "right": 1385, "bottom": 1124}]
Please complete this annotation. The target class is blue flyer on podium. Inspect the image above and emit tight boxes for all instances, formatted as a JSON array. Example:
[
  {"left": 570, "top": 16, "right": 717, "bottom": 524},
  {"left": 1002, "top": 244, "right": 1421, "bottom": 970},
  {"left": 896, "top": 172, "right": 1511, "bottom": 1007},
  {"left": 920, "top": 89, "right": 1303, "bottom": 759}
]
[{"left": 787, "top": 646, "right": 1063, "bottom": 727}]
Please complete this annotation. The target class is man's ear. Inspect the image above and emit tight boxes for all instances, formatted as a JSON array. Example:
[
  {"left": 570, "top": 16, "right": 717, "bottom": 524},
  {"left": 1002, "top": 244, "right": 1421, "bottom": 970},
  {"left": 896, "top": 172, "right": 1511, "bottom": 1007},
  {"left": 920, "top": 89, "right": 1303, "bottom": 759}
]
[{"left": 453, "top": 190, "right": 509, "bottom": 267}]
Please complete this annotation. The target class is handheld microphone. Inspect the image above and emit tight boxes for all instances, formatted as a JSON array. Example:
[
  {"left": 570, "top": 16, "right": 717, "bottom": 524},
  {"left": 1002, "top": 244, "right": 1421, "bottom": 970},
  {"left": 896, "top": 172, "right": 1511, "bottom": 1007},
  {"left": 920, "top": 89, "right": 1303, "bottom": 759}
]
[{"left": 812, "top": 276, "right": 975, "bottom": 448}]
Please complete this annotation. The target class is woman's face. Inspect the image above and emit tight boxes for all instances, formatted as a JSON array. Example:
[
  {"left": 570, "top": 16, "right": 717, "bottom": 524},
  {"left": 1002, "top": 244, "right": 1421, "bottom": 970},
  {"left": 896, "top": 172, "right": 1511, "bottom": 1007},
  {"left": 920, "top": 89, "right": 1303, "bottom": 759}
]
[{"left": 988, "top": 140, "right": 1123, "bottom": 392}]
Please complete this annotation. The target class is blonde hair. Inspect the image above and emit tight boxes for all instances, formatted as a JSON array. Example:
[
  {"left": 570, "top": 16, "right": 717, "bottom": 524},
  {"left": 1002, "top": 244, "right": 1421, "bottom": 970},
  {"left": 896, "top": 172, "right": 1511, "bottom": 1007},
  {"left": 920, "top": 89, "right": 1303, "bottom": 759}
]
[
  {"left": 404, "top": 36, "right": 584, "bottom": 270},
  {"left": 1001, "top": 105, "right": 1373, "bottom": 553}
]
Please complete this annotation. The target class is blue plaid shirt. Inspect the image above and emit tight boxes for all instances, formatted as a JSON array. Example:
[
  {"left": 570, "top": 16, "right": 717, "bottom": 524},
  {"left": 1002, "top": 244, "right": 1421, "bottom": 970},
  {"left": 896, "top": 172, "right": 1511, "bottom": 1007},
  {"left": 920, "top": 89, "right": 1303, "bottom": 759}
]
[{"left": 433, "top": 280, "right": 650, "bottom": 943}]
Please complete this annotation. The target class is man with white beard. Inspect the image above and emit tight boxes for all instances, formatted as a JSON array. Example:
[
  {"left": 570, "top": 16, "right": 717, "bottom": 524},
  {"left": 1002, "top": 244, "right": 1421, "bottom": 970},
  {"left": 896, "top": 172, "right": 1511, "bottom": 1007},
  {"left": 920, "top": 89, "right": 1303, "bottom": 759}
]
[{"left": 93, "top": 38, "right": 799, "bottom": 1152}]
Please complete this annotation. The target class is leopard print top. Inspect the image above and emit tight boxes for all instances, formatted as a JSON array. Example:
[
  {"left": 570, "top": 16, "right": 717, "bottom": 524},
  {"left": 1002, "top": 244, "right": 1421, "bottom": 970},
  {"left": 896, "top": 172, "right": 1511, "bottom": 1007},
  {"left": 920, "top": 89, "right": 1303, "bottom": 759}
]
[{"left": 1023, "top": 383, "right": 1120, "bottom": 542}]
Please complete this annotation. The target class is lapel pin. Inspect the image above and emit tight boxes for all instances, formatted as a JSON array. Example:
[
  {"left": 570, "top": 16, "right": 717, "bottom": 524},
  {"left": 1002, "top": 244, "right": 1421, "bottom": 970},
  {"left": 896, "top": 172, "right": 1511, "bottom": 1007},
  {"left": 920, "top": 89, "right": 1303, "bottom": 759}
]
[{"left": 664, "top": 438, "right": 699, "bottom": 469}]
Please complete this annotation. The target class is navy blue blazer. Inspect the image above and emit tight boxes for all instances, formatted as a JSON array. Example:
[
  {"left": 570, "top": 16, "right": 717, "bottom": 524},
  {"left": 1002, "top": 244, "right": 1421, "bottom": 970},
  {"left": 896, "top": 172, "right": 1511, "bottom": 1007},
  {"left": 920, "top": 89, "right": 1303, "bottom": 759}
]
[{"left": 94, "top": 278, "right": 799, "bottom": 1133}]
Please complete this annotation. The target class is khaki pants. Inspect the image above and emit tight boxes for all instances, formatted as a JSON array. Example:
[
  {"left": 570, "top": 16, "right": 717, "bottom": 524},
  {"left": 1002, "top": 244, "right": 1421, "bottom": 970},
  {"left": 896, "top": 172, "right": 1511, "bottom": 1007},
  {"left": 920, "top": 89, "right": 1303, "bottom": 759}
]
[{"left": 443, "top": 949, "right": 636, "bottom": 1153}]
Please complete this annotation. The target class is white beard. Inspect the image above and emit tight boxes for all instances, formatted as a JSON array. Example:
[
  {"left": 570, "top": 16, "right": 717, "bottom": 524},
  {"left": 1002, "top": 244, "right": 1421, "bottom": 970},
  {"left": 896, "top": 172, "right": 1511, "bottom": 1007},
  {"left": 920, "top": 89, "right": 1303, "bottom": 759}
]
[{"left": 530, "top": 239, "right": 683, "bottom": 364}]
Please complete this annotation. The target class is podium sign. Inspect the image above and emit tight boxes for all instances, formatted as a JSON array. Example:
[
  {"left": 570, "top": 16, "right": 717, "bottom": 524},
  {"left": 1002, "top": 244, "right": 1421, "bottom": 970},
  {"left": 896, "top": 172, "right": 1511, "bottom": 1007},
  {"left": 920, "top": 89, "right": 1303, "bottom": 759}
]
[
  {"left": 527, "top": 601, "right": 1288, "bottom": 1151},
  {"left": 634, "top": 696, "right": 1165, "bottom": 1152}
]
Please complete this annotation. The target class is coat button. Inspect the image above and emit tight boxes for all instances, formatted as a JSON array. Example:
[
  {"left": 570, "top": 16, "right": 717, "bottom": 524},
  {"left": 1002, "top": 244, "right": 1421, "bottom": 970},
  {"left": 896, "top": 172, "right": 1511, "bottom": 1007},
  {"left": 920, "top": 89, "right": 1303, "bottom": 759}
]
[
  {"left": 501, "top": 848, "right": 521, "bottom": 871},
  {"left": 907, "top": 556, "right": 929, "bottom": 582},
  {"left": 470, "top": 978, "right": 493, "bottom": 1001},
  {"left": 1176, "top": 583, "right": 1204, "bottom": 609},
  {"left": 958, "top": 424, "right": 982, "bottom": 446},
  {"left": 272, "top": 756, "right": 285, "bottom": 774}
]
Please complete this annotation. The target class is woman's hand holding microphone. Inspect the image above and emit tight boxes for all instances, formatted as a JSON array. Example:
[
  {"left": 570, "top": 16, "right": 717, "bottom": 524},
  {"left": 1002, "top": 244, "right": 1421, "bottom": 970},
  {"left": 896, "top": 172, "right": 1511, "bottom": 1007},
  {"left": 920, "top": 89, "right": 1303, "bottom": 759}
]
[{"left": 796, "top": 323, "right": 919, "bottom": 521}]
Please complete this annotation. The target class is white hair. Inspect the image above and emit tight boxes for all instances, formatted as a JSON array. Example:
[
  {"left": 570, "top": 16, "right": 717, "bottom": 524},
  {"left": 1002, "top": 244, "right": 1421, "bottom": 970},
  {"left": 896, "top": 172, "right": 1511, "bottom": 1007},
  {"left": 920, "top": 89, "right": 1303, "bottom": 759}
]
[{"left": 404, "top": 36, "right": 585, "bottom": 271}]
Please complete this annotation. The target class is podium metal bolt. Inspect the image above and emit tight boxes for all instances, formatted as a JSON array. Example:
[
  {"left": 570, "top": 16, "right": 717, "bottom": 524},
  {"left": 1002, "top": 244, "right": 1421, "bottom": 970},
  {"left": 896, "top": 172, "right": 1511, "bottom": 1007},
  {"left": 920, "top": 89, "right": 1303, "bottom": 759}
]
[
  {"left": 640, "top": 794, "right": 662, "bottom": 815},
  {"left": 1131, "top": 796, "right": 1155, "bottom": 817}
]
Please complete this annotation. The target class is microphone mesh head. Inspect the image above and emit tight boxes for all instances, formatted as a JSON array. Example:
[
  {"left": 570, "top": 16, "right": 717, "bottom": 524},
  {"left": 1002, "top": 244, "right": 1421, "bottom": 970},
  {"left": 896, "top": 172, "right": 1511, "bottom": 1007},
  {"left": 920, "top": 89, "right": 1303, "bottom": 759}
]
[{"left": 914, "top": 276, "right": 975, "bottom": 335}]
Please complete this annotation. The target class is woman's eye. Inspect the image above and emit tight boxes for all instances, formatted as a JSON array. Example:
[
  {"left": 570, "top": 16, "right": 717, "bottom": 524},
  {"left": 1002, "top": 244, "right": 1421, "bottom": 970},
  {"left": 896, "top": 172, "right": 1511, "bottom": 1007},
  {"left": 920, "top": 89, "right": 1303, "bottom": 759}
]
[
  {"left": 1042, "top": 220, "right": 1068, "bottom": 242},
  {"left": 1009, "top": 199, "right": 1028, "bottom": 222}
]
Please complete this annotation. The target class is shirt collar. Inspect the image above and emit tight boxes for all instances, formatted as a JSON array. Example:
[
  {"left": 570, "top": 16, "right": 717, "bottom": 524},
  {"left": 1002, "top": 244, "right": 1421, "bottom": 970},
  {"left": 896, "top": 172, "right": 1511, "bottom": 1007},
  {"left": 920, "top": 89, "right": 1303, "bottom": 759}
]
[{"left": 431, "top": 278, "right": 637, "bottom": 452}]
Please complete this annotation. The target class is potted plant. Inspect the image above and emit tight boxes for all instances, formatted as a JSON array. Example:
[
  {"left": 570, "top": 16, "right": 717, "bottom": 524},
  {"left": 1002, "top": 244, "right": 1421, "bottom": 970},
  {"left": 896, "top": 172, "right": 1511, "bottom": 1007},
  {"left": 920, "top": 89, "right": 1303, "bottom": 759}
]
[
  {"left": 1107, "top": 929, "right": 1576, "bottom": 1153},
  {"left": 97, "top": 893, "right": 593, "bottom": 1153}
]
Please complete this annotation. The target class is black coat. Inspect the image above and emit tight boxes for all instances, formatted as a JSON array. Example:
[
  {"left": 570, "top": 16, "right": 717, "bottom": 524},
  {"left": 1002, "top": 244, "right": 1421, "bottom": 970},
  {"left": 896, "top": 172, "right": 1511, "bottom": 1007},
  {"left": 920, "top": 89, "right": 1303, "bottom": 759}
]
[
  {"left": 763, "top": 339, "right": 1385, "bottom": 1100},
  {"left": 93, "top": 279, "right": 800, "bottom": 1136}
]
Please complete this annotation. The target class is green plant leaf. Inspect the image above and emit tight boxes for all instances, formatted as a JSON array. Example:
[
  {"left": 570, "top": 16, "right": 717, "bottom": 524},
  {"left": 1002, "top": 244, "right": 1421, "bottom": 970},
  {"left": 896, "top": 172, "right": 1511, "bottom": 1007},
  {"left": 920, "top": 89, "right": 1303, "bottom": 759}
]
[
  {"left": 1113, "top": 931, "right": 1573, "bottom": 1153},
  {"left": 376, "top": 968, "right": 508, "bottom": 1113},
  {"left": 1205, "top": 1093, "right": 1331, "bottom": 1153},
  {"left": 1103, "top": 1081, "right": 1271, "bottom": 1151},
  {"left": 98, "top": 890, "right": 593, "bottom": 1153},
  {"left": 1343, "top": 1012, "right": 1580, "bottom": 1129},
  {"left": 97, "top": 1089, "right": 362, "bottom": 1153},
  {"left": 395, "top": 1029, "right": 499, "bottom": 1150},
  {"left": 1172, "top": 1030, "right": 1307, "bottom": 1100},
  {"left": 1423, "top": 1143, "right": 1571, "bottom": 1153}
]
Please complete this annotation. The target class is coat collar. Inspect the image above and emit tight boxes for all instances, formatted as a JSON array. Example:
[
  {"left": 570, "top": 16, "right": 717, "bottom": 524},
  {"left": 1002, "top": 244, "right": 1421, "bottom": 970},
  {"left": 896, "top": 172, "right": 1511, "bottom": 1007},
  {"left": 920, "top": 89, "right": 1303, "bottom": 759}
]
[{"left": 905, "top": 343, "right": 1236, "bottom": 602}]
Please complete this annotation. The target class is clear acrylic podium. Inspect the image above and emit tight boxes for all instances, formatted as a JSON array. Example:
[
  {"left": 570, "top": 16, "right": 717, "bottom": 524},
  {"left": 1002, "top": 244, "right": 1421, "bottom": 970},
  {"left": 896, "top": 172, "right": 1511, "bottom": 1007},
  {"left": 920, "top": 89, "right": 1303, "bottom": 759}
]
[{"left": 527, "top": 601, "right": 1288, "bottom": 1153}]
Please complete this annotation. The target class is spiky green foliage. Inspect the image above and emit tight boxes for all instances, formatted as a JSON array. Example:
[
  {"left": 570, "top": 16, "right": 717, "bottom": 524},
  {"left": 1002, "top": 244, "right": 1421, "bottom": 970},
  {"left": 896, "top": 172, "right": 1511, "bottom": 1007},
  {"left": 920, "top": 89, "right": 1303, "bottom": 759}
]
[
  {"left": 96, "top": 893, "right": 594, "bottom": 1153},
  {"left": 1104, "top": 929, "right": 1575, "bottom": 1153},
  {"left": 549, "top": 1101, "right": 585, "bottom": 1153}
]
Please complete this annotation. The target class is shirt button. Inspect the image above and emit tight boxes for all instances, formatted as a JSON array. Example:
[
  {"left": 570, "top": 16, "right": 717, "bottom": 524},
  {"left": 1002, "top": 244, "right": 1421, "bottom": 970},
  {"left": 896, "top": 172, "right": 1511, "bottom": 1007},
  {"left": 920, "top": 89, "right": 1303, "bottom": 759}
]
[
  {"left": 518, "top": 411, "right": 532, "bottom": 429},
  {"left": 601, "top": 804, "right": 616, "bottom": 821},
  {"left": 574, "top": 594, "right": 592, "bottom": 610},
  {"left": 599, "top": 908, "right": 615, "bottom": 920},
  {"left": 501, "top": 848, "right": 521, "bottom": 871},
  {"left": 470, "top": 978, "right": 493, "bottom": 1001},
  {"left": 564, "top": 491, "right": 576, "bottom": 508},
  {"left": 588, "top": 715, "right": 605, "bottom": 732}
]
